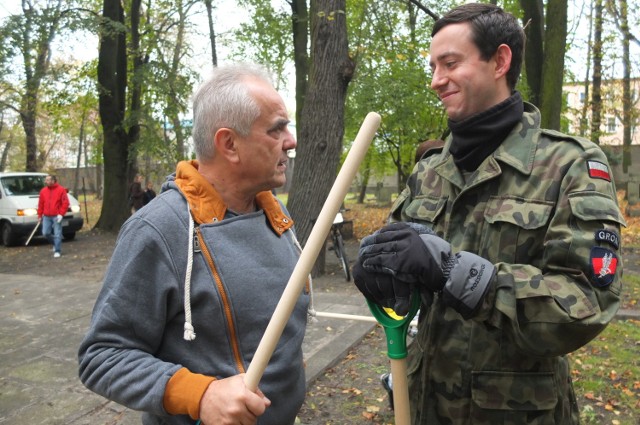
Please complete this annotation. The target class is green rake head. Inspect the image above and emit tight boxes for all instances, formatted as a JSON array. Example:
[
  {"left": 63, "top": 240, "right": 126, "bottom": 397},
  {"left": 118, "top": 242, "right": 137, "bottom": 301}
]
[{"left": 366, "top": 293, "right": 420, "bottom": 359}]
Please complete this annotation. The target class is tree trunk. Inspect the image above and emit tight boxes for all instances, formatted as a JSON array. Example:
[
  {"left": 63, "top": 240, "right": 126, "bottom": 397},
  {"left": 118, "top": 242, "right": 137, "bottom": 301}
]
[
  {"left": 357, "top": 155, "right": 371, "bottom": 204},
  {"left": 540, "top": 0, "right": 567, "bottom": 130},
  {"left": 579, "top": 1, "right": 594, "bottom": 138},
  {"left": 18, "top": 1, "right": 62, "bottom": 171},
  {"left": 590, "top": 0, "right": 604, "bottom": 145},
  {"left": 0, "top": 112, "right": 11, "bottom": 171},
  {"left": 21, "top": 111, "right": 38, "bottom": 171},
  {"left": 520, "top": 0, "right": 544, "bottom": 107},
  {"left": 291, "top": 0, "right": 309, "bottom": 130},
  {"left": 617, "top": 0, "right": 632, "bottom": 173},
  {"left": 74, "top": 108, "right": 86, "bottom": 196},
  {"left": 204, "top": 0, "right": 218, "bottom": 67},
  {"left": 287, "top": 0, "right": 353, "bottom": 276},
  {"left": 168, "top": 0, "right": 189, "bottom": 161},
  {"left": 95, "top": 0, "right": 134, "bottom": 231}
]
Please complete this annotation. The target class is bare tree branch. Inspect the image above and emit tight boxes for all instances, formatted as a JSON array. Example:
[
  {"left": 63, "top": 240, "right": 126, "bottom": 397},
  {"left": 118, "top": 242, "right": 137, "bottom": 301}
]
[{"left": 406, "top": 0, "right": 439, "bottom": 21}]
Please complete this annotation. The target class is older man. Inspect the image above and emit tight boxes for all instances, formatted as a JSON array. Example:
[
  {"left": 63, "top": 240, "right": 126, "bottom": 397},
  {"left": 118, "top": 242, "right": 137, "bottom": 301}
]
[{"left": 79, "top": 63, "right": 306, "bottom": 425}]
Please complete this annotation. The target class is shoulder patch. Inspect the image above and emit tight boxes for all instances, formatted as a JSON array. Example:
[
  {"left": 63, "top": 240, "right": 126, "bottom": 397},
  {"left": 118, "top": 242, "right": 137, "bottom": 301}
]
[
  {"left": 595, "top": 229, "right": 620, "bottom": 250},
  {"left": 587, "top": 160, "right": 611, "bottom": 182},
  {"left": 590, "top": 247, "right": 618, "bottom": 287}
]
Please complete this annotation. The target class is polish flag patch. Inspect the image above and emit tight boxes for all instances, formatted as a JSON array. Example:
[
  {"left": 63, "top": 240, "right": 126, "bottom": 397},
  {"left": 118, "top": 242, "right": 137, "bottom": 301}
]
[
  {"left": 590, "top": 247, "right": 618, "bottom": 287},
  {"left": 587, "top": 161, "right": 611, "bottom": 181}
]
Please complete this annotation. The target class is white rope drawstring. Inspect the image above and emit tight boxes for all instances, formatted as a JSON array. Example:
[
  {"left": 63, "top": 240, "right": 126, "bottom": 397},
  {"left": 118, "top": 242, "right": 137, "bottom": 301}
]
[
  {"left": 290, "top": 231, "right": 318, "bottom": 324},
  {"left": 183, "top": 208, "right": 196, "bottom": 341}
]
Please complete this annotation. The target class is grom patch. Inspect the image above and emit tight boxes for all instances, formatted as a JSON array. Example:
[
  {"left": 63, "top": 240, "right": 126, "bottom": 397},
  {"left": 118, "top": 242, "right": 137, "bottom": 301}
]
[
  {"left": 590, "top": 247, "right": 618, "bottom": 287},
  {"left": 595, "top": 229, "right": 620, "bottom": 250}
]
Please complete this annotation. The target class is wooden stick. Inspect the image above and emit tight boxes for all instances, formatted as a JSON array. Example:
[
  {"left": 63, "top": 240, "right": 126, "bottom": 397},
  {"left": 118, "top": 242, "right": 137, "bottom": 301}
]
[
  {"left": 244, "top": 112, "right": 381, "bottom": 391},
  {"left": 25, "top": 221, "right": 40, "bottom": 246},
  {"left": 391, "top": 358, "right": 411, "bottom": 425},
  {"left": 315, "top": 311, "right": 417, "bottom": 327}
]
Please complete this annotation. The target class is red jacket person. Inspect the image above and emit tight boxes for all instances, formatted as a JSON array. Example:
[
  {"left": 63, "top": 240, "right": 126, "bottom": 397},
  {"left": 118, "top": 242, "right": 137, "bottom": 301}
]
[{"left": 37, "top": 174, "right": 69, "bottom": 257}]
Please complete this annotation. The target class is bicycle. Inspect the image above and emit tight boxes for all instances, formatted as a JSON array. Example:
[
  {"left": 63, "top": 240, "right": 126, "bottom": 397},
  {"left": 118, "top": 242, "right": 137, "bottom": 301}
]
[{"left": 329, "top": 210, "right": 351, "bottom": 281}]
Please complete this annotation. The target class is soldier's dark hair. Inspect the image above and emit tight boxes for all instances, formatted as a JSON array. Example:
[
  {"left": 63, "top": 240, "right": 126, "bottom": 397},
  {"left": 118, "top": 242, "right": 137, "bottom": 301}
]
[{"left": 432, "top": 3, "right": 525, "bottom": 91}]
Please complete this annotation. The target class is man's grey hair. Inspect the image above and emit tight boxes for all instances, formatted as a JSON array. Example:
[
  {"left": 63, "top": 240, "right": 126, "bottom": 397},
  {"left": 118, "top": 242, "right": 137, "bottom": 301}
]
[{"left": 191, "top": 63, "right": 273, "bottom": 161}]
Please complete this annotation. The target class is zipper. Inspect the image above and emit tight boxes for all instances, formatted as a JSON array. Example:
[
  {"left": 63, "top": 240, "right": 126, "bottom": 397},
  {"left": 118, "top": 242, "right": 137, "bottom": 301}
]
[{"left": 194, "top": 227, "right": 245, "bottom": 373}]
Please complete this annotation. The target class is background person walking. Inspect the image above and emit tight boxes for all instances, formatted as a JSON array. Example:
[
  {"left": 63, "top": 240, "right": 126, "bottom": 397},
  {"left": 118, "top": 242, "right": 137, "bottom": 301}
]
[
  {"left": 143, "top": 181, "right": 156, "bottom": 206},
  {"left": 129, "top": 174, "right": 144, "bottom": 212},
  {"left": 37, "top": 174, "right": 69, "bottom": 258}
]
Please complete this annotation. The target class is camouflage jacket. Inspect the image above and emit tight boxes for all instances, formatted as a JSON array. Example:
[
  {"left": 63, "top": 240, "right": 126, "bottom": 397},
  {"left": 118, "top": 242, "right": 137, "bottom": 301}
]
[{"left": 389, "top": 102, "right": 626, "bottom": 425}]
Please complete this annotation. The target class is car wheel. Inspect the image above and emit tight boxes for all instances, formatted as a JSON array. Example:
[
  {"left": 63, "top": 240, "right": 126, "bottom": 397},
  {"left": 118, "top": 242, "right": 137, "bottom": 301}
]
[
  {"left": 63, "top": 232, "right": 76, "bottom": 241},
  {"left": 1, "top": 222, "right": 18, "bottom": 247}
]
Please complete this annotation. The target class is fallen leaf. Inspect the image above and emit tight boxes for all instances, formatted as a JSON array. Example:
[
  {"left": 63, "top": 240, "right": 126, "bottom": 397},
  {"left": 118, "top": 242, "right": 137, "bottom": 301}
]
[
  {"left": 362, "top": 411, "right": 375, "bottom": 420},
  {"left": 622, "top": 388, "right": 635, "bottom": 397}
]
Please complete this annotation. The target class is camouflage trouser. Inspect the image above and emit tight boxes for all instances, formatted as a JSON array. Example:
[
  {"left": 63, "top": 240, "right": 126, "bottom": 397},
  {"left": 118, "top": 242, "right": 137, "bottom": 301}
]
[{"left": 406, "top": 319, "right": 581, "bottom": 425}]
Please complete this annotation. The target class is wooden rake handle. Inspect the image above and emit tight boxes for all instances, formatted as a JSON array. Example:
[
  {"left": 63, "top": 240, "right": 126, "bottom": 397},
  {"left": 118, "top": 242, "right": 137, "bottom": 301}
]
[{"left": 244, "top": 112, "right": 381, "bottom": 391}]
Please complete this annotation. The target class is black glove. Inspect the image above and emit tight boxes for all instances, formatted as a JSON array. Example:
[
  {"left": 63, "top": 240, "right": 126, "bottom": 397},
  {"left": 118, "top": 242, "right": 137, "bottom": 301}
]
[
  {"left": 359, "top": 222, "right": 451, "bottom": 291},
  {"left": 360, "top": 222, "right": 496, "bottom": 319},
  {"left": 353, "top": 261, "right": 411, "bottom": 315}
]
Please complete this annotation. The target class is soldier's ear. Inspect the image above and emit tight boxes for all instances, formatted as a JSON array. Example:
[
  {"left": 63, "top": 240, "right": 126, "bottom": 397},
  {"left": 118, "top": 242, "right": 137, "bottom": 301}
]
[{"left": 493, "top": 44, "right": 512, "bottom": 81}]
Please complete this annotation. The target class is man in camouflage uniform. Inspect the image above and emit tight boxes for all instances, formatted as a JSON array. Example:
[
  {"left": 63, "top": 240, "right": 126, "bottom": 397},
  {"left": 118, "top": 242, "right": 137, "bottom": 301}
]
[{"left": 353, "top": 3, "right": 625, "bottom": 424}]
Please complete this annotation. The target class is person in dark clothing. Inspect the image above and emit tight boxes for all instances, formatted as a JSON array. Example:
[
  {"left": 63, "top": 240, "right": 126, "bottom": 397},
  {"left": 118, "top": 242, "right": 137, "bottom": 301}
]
[
  {"left": 143, "top": 181, "right": 156, "bottom": 206},
  {"left": 129, "top": 174, "right": 144, "bottom": 212}
]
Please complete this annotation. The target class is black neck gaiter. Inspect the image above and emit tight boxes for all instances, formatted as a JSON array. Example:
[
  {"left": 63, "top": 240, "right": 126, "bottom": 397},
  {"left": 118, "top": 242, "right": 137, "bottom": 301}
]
[{"left": 448, "top": 91, "right": 524, "bottom": 171}]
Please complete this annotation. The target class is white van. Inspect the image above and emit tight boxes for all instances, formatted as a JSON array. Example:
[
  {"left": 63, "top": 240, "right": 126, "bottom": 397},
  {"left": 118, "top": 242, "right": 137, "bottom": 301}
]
[{"left": 0, "top": 172, "right": 84, "bottom": 246}]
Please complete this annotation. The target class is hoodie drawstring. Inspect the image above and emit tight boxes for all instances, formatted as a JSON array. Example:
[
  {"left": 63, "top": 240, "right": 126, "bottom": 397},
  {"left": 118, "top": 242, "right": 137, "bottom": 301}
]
[{"left": 183, "top": 207, "right": 197, "bottom": 341}]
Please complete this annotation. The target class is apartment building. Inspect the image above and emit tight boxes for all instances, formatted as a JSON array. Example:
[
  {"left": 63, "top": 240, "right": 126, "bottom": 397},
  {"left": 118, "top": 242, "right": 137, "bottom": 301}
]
[{"left": 563, "top": 78, "right": 640, "bottom": 146}]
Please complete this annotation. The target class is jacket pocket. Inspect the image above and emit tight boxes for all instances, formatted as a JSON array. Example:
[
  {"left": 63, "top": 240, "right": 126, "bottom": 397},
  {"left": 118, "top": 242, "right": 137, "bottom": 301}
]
[
  {"left": 471, "top": 371, "right": 558, "bottom": 423},
  {"left": 403, "top": 195, "right": 447, "bottom": 227},
  {"left": 481, "top": 196, "right": 554, "bottom": 264},
  {"left": 568, "top": 191, "right": 626, "bottom": 226}
]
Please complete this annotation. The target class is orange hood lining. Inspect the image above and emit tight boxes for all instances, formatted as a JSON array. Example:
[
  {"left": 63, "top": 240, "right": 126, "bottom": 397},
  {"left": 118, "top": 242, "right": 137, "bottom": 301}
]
[{"left": 174, "top": 160, "right": 294, "bottom": 236}]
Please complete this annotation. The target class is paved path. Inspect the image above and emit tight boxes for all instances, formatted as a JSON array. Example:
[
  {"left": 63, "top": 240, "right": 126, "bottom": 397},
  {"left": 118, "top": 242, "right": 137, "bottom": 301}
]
[
  {"left": 1, "top": 242, "right": 638, "bottom": 424},
  {"left": 0, "top": 244, "right": 375, "bottom": 424}
]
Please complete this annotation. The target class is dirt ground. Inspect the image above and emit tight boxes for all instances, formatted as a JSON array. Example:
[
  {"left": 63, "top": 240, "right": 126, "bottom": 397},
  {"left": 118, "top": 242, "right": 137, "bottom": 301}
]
[
  {"left": 0, "top": 229, "right": 115, "bottom": 281},
  {"left": 1, "top": 230, "right": 639, "bottom": 424}
]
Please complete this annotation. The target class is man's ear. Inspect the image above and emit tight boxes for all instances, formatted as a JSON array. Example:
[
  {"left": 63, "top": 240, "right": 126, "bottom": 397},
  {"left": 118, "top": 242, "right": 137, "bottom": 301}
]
[
  {"left": 214, "top": 128, "right": 240, "bottom": 163},
  {"left": 494, "top": 44, "right": 512, "bottom": 80}
]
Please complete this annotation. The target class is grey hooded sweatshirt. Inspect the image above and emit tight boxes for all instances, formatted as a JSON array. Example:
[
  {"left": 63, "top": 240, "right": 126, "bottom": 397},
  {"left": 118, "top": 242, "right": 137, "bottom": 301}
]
[{"left": 78, "top": 161, "right": 309, "bottom": 424}]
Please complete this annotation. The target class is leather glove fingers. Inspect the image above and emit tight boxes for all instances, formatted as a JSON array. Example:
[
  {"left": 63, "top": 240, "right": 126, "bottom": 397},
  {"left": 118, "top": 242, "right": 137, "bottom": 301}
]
[
  {"left": 353, "top": 261, "right": 411, "bottom": 316},
  {"left": 359, "top": 223, "right": 434, "bottom": 285}
]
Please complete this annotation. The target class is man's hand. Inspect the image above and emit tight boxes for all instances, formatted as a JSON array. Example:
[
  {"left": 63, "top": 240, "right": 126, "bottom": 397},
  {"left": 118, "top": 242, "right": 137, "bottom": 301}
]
[
  {"left": 356, "top": 222, "right": 496, "bottom": 319},
  {"left": 56, "top": 214, "right": 63, "bottom": 223},
  {"left": 199, "top": 374, "right": 270, "bottom": 425},
  {"left": 353, "top": 261, "right": 412, "bottom": 315},
  {"left": 359, "top": 222, "right": 451, "bottom": 291}
]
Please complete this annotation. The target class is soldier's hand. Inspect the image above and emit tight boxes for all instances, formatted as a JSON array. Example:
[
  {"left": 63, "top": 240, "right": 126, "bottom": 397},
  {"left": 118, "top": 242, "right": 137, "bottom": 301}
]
[
  {"left": 353, "top": 260, "right": 412, "bottom": 315},
  {"left": 359, "top": 222, "right": 497, "bottom": 319},
  {"left": 359, "top": 222, "right": 448, "bottom": 291}
]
